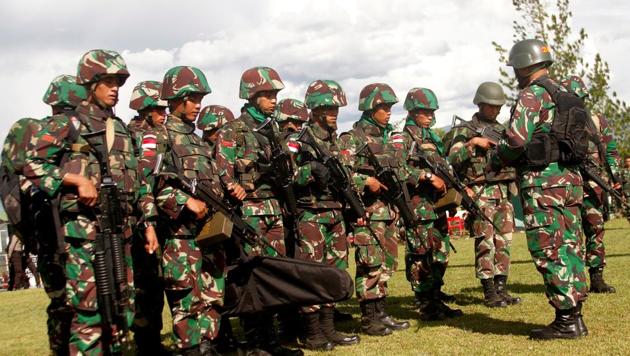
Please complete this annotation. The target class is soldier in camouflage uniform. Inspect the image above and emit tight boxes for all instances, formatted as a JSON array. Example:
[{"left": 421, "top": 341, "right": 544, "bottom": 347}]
[
  {"left": 24, "top": 49, "right": 159, "bottom": 354},
  {"left": 214, "top": 66, "right": 302, "bottom": 356},
  {"left": 338, "top": 83, "right": 410, "bottom": 336},
  {"left": 275, "top": 98, "right": 309, "bottom": 138},
  {"left": 399, "top": 88, "right": 464, "bottom": 320},
  {"left": 447, "top": 82, "right": 520, "bottom": 308},
  {"left": 287, "top": 80, "right": 359, "bottom": 350},
  {"left": 561, "top": 75, "right": 620, "bottom": 294},
  {"left": 495, "top": 39, "right": 588, "bottom": 339},
  {"left": 127, "top": 80, "right": 170, "bottom": 354},
  {"left": 197, "top": 105, "right": 235, "bottom": 157},
  {"left": 137, "top": 66, "right": 226, "bottom": 355},
  {"left": 623, "top": 157, "right": 630, "bottom": 202}
]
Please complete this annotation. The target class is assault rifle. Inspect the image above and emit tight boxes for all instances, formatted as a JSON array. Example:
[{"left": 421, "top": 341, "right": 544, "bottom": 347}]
[
  {"left": 296, "top": 126, "right": 366, "bottom": 219},
  {"left": 580, "top": 158, "right": 630, "bottom": 213},
  {"left": 451, "top": 115, "right": 504, "bottom": 144},
  {"left": 254, "top": 118, "right": 299, "bottom": 257}
]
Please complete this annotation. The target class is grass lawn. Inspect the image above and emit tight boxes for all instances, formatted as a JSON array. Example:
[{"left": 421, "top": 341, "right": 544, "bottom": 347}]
[{"left": 1, "top": 218, "right": 629, "bottom": 355}]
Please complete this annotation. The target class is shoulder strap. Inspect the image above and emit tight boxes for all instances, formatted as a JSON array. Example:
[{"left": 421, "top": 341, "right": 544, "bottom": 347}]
[{"left": 532, "top": 77, "right": 562, "bottom": 100}]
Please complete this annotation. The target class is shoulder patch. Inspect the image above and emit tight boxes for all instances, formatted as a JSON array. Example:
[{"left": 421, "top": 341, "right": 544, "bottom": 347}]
[{"left": 141, "top": 134, "right": 157, "bottom": 151}]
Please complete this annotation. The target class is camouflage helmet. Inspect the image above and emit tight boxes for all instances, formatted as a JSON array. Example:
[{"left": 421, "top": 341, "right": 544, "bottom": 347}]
[
  {"left": 42, "top": 74, "right": 88, "bottom": 108},
  {"left": 304, "top": 80, "right": 347, "bottom": 109},
  {"left": 161, "top": 66, "right": 211, "bottom": 101},
  {"left": 76, "top": 49, "right": 130, "bottom": 85},
  {"left": 403, "top": 88, "right": 439, "bottom": 111},
  {"left": 129, "top": 80, "right": 168, "bottom": 111},
  {"left": 197, "top": 105, "right": 235, "bottom": 131},
  {"left": 274, "top": 99, "right": 309, "bottom": 123},
  {"left": 507, "top": 39, "right": 554, "bottom": 69},
  {"left": 358, "top": 83, "right": 399, "bottom": 111},
  {"left": 472, "top": 82, "right": 506, "bottom": 106},
  {"left": 239, "top": 66, "right": 285, "bottom": 99},
  {"left": 561, "top": 75, "right": 588, "bottom": 99}
]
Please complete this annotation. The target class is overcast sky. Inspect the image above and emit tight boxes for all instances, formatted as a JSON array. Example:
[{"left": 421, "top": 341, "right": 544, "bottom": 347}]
[{"left": 0, "top": 0, "right": 628, "bottom": 146}]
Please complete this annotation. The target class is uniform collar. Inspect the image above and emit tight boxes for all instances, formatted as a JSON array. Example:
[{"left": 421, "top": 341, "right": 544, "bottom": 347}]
[
  {"left": 76, "top": 101, "right": 114, "bottom": 120},
  {"left": 166, "top": 114, "right": 195, "bottom": 134}
]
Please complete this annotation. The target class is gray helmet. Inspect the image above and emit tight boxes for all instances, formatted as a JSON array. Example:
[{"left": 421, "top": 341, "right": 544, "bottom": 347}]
[
  {"left": 473, "top": 82, "right": 506, "bottom": 106},
  {"left": 507, "top": 39, "right": 554, "bottom": 69}
]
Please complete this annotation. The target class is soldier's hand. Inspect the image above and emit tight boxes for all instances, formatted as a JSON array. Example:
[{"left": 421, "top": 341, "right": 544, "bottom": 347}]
[
  {"left": 185, "top": 198, "right": 208, "bottom": 220},
  {"left": 470, "top": 137, "right": 495, "bottom": 150},
  {"left": 228, "top": 183, "right": 247, "bottom": 201},
  {"left": 356, "top": 217, "right": 368, "bottom": 226},
  {"left": 465, "top": 187, "right": 475, "bottom": 199},
  {"left": 366, "top": 177, "right": 387, "bottom": 193},
  {"left": 613, "top": 182, "right": 622, "bottom": 190},
  {"left": 430, "top": 175, "right": 447, "bottom": 195},
  {"left": 63, "top": 173, "right": 98, "bottom": 206},
  {"left": 144, "top": 225, "right": 158, "bottom": 254}
]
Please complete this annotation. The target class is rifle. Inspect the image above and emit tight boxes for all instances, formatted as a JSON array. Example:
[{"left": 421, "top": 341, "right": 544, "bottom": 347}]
[
  {"left": 580, "top": 158, "right": 630, "bottom": 212},
  {"left": 296, "top": 126, "right": 366, "bottom": 218},
  {"left": 451, "top": 115, "right": 504, "bottom": 144},
  {"left": 253, "top": 118, "right": 299, "bottom": 257}
]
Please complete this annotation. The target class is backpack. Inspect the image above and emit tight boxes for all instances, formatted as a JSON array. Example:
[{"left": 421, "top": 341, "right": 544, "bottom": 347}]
[{"left": 527, "top": 77, "right": 589, "bottom": 166}]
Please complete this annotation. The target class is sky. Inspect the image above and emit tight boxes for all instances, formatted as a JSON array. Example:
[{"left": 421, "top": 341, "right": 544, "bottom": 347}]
[{"left": 0, "top": 0, "right": 629, "bottom": 145}]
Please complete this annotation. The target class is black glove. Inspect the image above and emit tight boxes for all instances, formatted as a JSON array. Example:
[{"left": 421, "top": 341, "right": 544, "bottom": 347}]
[{"left": 310, "top": 161, "right": 331, "bottom": 186}]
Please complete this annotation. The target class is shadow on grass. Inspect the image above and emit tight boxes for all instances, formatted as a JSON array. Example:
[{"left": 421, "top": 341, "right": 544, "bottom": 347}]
[
  {"left": 458, "top": 282, "right": 545, "bottom": 296},
  {"left": 447, "top": 258, "right": 534, "bottom": 269}
]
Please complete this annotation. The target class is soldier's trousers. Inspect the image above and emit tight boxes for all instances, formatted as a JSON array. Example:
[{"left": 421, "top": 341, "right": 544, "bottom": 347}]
[
  {"left": 242, "top": 214, "right": 285, "bottom": 257},
  {"left": 162, "top": 237, "right": 223, "bottom": 350},
  {"left": 296, "top": 209, "right": 348, "bottom": 313},
  {"left": 581, "top": 190, "right": 606, "bottom": 269},
  {"left": 405, "top": 219, "right": 450, "bottom": 293},
  {"left": 65, "top": 238, "right": 134, "bottom": 355},
  {"left": 522, "top": 185, "right": 588, "bottom": 310},
  {"left": 352, "top": 219, "right": 399, "bottom": 301},
  {"left": 471, "top": 197, "right": 515, "bottom": 279},
  {"left": 8, "top": 251, "right": 29, "bottom": 290}
]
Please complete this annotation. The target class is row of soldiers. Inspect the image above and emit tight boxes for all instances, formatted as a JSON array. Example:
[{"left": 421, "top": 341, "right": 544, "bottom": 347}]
[{"left": 1, "top": 37, "right": 627, "bottom": 355}]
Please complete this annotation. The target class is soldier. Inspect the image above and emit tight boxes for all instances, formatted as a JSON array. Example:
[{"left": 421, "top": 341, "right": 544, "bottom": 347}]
[
  {"left": 6, "top": 232, "right": 31, "bottom": 290},
  {"left": 289, "top": 80, "right": 360, "bottom": 350},
  {"left": 495, "top": 39, "right": 588, "bottom": 339},
  {"left": 215, "top": 66, "right": 302, "bottom": 356},
  {"left": 399, "top": 87, "right": 464, "bottom": 320},
  {"left": 623, "top": 157, "right": 630, "bottom": 202},
  {"left": 137, "top": 66, "right": 226, "bottom": 355},
  {"left": 24, "top": 49, "right": 159, "bottom": 354},
  {"left": 561, "top": 75, "right": 620, "bottom": 293},
  {"left": 446, "top": 82, "right": 520, "bottom": 307},
  {"left": 197, "top": 105, "right": 235, "bottom": 155},
  {"left": 338, "top": 83, "right": 410, "bottom": 336},
  {"left": 127, "top": 80, "right": 170, "bottom": 355},
  {"left": 275, "top": 98, "right": 309, "bottom": 138}
]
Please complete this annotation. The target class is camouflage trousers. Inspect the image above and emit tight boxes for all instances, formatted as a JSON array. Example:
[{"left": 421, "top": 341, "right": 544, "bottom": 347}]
[
  {"left": 522, "top": 185, "right": 588, "bottom": 310},
  {"left": 404, "top": 218, "right": 450, "bottom": 293},
  {"left": 471, "top": 197, "right": 515, "bottom": 279},
  {"left": 581, "top": 189, "right": 606, "bottom": 269},
  {"left": 65, "top": 238, "right": 134, "bottom": 355},
  {"left": 243, "top": 214, "right": 285, "bottom": 257},
  {"left": 352, "top": 219, "right": 399, "bottom": 301},
  {"left": 162, "top": 237, "right": 224, "bottom": 350},
  {"left": 296, "top": 209, "right": 348, "bottom": 313}
]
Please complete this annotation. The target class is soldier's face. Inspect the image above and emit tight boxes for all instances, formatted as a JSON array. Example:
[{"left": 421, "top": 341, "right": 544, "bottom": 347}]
[
  {"left": 372, "top": 104, "right": 392, "bottom": 126},
  {"left": 313, "top": 106, "right": 339, "bottom": 130},
  {"left": 625, "top": 158, "right": 630, "bottom": 168},
  {"left": 280, "top": 120, "right": 302, "bottom": 133},
  {"left": 255, "top": 91, "right": 278, "bottom": 115},
  {"left": 93, "top": 76, "right": 120, "bottom": 108},
  {"left": 149, "top": 107, "right": 167, "bottom": 126},
  {"left": 182, "top": 94, "right": 204, "bottom": 121},
  {"left": 479, "top": 103, "right": 502, "bottom": 120},
  {"left": 411, "top": 109, "right": 434, "bottom": 128}
]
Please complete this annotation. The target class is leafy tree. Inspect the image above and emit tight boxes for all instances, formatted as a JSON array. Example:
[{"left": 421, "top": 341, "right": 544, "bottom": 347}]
[{"left": 493, "top": 0, "right": 630, "bottom": 156}]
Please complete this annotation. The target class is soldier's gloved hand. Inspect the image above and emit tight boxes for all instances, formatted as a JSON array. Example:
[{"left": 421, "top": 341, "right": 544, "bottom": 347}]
[
  {"left": 227, "top": 183, "right": 247, "bottom": 201},
  {"left": 63, "top": 173, "right": 98, "bottom": 206},
  {"left": 310, "top": 161, "right": 331, "bottom": 185},
  {"left": 185, "top": 198, "right": 208, "bottom": 220},
  {"left": 365, "top": 176, "right": 388, "bottom": 193}
]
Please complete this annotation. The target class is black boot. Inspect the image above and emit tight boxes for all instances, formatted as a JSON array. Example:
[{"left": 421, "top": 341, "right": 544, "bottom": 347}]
[
  {"left": 574, "top": 302, "right": 588, "bottom": 336},
  {"left": 529, "top": 307, "right": 583, "bottom": 340},
  {"left": 300, "top": 311, "right": 334, "bottom": 351},
  {"left": 436, "top": 289, "right": 456, "bottom": 303},
  {"left": 432, "top": 290, "right": 464, "bottom": 318},
  {"left": 277, "top": 309, "right": 300, "bottom": 345},
  {"left": 481, "top": 278, "right": 507, "bottom": 308},
  {"left": 333, "top": 307, "right": 354, "bottom": 322},
  {"left": 177, "top": 345, "right": 201, "bottom": 356},
  {"left": 320, "top": 306, "right": 360, "bottom": 346},
  {"left": 415, "top": 292, "right": 446, "bottom": 321},
  {"left": 242, "top": 316, "right": 272, "bottom": 356},
  {"left": 260, "top": 315, "right": 304, "bottom": 356},
  {"left": 360, "top": 300, "right": 392, "bottom": 336},
  {"left": 376, "top": 298, "right": 409, "bottom": 330},
  {"left": 494, "top": 275, "right": 521, "bottom": 305},
  {"left": 589, "top": 267, "right": 616, "bottom": 293}
]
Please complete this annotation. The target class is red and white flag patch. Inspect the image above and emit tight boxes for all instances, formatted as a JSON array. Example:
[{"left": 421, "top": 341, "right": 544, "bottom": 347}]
[
  {"left": 287, "top": 139, "right": 301, "bottom": 153},
  {"left": 141, "top": 134, "right": 157, "bottom": 151}
]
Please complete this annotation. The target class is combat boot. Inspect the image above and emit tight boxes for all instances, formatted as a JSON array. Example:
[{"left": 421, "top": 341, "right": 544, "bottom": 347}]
[
  {"left": 589, "top": 267, "right": 616, "bottom": 293},
  {"left": 277, "top": 309, "right": 300, "bottom": 345},
  {"left": 481, "top": 278, "right": 508, "bottom": 308},
  {"left": 320, "top": 306, "right": 360, "bottom": 346},
  {"left": 199, "top": 340, "right": 220, "bottom": 356},
  {"left": 574, "top": 302, "right": 588, "bottom": 336},
  {"left": 494, "top": 275, "right": 521, "bottom": 305},
  {"left": 529, "top": 307, "right": 583, "bottom": 340},
  {"left": 432, "top": 290, "right": 464, "bottom": 318},
  {"left": 375, "top": 298, "right": 410, "bottom": 330},
  {"left": 360, "top": 300, "right": 393, "bottom": 336},
  {"left": 436, "top": 289, "right": 456, "bottom": 303},
  {"left": 299, "top": 311, "right": 334, "bottom": 351},
  {"left": 242, "top": 316, "right": 273, "bottom": 356},
  {"left": 260, "top": 315, "right": 304, "bottom": 356},
  {"left": 415, "top": 291, "right": 446, "bottom": 321}
]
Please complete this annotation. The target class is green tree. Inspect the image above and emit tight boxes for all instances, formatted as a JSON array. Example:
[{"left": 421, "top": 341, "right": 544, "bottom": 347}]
[{"left": 492, "top": 0, "right": 630, "bottom": 156}]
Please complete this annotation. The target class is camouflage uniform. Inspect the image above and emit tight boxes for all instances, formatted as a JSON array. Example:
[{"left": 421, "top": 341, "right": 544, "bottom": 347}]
[
  {"left": 127, "top": 80, "right": 168, "bottom": 154},
  {"left": 197, "top": 104, "right": 235, "bottom": 156},
  {"left": 139, "top": 66, "right": 224, "bottom": 352},
  {"left": 276, "top": 98, "right": 309, "bottom": 139},
  {"left": 24, "top": 50, "right": 158, "bottom": 354}
]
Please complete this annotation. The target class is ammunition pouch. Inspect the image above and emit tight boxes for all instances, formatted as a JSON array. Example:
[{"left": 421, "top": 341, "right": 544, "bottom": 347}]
[{"left": 524, "top": 133, "right": 560, "bottom": 168}]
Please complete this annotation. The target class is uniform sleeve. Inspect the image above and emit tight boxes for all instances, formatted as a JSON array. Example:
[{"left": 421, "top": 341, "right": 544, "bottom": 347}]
[
  {"left": 498, "top": 88, "right": 540, "bottom": 162},
  {"left": 447, "top": 127, "right": 474, "bottom": 169},
  {"left": 22, "top": 116, "right": 71, "bottom": 197},
  {"left": 598, "top": 114, "right": 621, "bottom": 177},
  {"left": 338, "top": 132, "right": 368, "bottom": 192},
  {"left": 215, "top": 125, "right": 238, "bottom": 189},
  {"left": 399, "top": 132, "right": 426, "bottom": 186}
]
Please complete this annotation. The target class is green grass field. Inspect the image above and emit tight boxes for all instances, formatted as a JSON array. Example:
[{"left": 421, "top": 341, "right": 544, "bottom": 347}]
[{"left": 1, "top": 219, "right": 629, "bottom": 355}]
